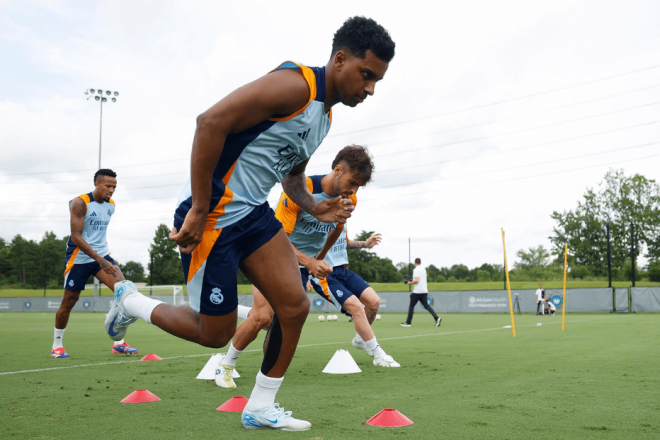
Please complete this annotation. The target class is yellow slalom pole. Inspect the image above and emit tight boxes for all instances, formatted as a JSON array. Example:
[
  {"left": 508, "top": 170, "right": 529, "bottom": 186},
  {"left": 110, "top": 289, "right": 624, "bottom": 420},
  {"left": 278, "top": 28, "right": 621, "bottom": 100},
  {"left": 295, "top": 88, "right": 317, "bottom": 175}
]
[
  {"left": 501, "top": 228, "right": 516, "bottom": 337},
  {"left": 562, "top": 244, "right": 568, "bottom": 331}
]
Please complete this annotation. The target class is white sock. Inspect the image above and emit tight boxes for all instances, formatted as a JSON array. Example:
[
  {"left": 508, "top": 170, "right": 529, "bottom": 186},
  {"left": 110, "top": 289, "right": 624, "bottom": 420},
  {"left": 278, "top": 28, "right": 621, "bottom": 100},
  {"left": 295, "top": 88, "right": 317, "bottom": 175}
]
[
  {"left": 366, "top": 337, "right": 386, "bottom": 359},
  {"left": 53, "top": 328, "right": 65, "bottom": 350},
  {"left": 222, "top": 342, "right": 243, "bottom": 367},
  {"left": 245, "top": 371, "right": 284, "bottom": 411},
  {"left": 237, "top": 305, "right": 251, "bottom": 320},
  {"left": 123, "top": 293, "right": 163, "bottom": 324},
  {"left": 113, "top": 339, "right": 125, "bottom": 346},
  {"left": 354, "top": 333, "right": 364, "bottom": 343}
]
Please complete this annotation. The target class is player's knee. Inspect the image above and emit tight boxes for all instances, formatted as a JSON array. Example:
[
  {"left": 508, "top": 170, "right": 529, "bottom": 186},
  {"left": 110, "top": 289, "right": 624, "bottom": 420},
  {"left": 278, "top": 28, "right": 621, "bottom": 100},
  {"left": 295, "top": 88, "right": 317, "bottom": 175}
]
[
  {"left": 277, "top": 296, "right": 309, "bottom": 326},
  {"left": 199, "top": 330, "right": 234, "bottom": 349},
  {"left": 253, "top": 312, "right": 274, "bottom": 331}
]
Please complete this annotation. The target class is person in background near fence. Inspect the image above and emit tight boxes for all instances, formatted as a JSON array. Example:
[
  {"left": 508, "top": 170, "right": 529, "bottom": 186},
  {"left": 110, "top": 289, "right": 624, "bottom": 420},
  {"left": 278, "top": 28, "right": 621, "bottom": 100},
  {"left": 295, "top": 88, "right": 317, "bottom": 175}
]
[
  {"left": 401, "top": 258, "right": 441, "bottom": 327},
  {"left": 536, "top": 284, "right": 545, "bottom": 315},
  {"left": 52, "top": 169, "right": 139, "bottom": 359},
  {"left": 545, "top": 297, "right": 556, "bottom": 315}
]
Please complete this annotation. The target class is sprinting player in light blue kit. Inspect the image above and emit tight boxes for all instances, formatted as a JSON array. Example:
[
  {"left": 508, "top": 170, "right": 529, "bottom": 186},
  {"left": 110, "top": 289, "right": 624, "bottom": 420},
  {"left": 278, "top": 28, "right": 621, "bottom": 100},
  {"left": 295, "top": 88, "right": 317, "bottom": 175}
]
[
  {"left": 216, "top": 146, "right": 398, "bottom": 388},
  {"left": 310, "top": 182, "right": 399, "bottom": 367},
  {"left": 52, "top": 169, "right": 139, "bottom": 358},
  {"left": 104, "top": 17, "right": 395, "bottom": 431}
]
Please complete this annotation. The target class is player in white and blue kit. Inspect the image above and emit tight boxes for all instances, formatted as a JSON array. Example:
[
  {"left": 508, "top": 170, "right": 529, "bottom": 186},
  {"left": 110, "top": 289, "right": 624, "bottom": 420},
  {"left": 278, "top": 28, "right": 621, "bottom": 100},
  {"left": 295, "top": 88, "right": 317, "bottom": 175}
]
[
  {"left": 104, "top": 17, "right": 395, "bottom": 431},
  {"left": 52, "top": 169, "right": 139, "bottom": 358},
  {"left": 310, "top": 192, "right": 399, "bottom": 367}
]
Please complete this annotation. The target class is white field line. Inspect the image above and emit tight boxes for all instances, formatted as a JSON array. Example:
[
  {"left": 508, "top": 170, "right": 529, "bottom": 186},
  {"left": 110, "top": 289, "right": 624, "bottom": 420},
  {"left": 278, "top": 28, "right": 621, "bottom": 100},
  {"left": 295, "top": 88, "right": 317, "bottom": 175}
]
[{"left": 0, "top": 316, "right": 606, "bottom": 377}]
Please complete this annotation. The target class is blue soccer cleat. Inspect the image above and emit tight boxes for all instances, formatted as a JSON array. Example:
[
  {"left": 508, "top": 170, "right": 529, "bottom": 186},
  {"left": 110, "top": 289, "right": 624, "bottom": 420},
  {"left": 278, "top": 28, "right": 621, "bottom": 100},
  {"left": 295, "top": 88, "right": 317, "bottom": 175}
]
[
  {"left": 112, "top": 342, "right": 139, "bottom": 355},
  {"left": 105, "top": 280, "right": 138, "bottom": 341},
  {"left": 51, "top": 347, "right": 69, "bottom": 358},
  {"left": 242, "top": 403, "right": 311, "bottom": 431}
]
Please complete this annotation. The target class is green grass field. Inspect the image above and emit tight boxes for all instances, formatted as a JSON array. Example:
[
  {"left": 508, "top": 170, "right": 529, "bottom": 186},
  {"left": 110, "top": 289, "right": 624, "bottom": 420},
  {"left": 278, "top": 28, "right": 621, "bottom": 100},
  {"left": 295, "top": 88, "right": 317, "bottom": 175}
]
[
  {"left": 1, "top": 312, "right": 658, "bottom": 439},
  {"left": 2, "top": 280, "right": 658, "bottom": 297}
]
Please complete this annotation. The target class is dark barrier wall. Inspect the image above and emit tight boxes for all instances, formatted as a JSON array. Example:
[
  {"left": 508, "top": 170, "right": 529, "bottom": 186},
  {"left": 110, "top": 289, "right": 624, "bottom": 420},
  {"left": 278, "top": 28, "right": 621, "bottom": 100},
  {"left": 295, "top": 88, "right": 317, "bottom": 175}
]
[{"left": 1, "top": 288, "right": 634, "bottom": 313}]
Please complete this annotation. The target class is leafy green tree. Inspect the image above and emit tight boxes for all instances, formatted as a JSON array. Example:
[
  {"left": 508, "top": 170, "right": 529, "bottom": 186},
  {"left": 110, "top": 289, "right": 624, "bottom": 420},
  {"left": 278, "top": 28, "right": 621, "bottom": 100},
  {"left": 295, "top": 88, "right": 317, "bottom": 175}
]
[
  {"left": 477, "top": 270, "right": 491, "bottom": 281},
  {"left": 551, "top": 169, "right": 660, "bottom": 276},
  {"left": 647, "top": 260, "right": 660, "bottom": 282},
  {"left": 8, "top": 235, "right": 39, "bottom": 287},
  {"left": 0, "top": 237, "right": 10, "bottom": 285},
  {"left": 149, "top": 224, "right": 185, "bottom": 285},
  {"left": 515, "top": 245, "right": 550, "bottom": 270},
  {"left": 449, "top": 264, "right": 470, "bottom": 280},
  {"left": 570, "top": 265, "right": 592, "bottom": 280},
  {"left": 119, "top": 261, "right": 147, "bottom": 283}
]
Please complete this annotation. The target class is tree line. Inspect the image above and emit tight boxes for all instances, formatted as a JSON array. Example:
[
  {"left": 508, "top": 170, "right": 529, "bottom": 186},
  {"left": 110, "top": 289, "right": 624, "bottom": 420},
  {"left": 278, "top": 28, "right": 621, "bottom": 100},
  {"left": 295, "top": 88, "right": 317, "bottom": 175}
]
[{"left": 2, "top": 169, "right": 658, "bottom": 289}]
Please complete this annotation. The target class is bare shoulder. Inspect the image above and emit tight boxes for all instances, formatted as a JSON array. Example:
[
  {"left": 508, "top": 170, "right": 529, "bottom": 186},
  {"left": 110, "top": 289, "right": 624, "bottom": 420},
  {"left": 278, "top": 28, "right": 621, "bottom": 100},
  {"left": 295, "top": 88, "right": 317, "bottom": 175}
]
[
  {"left": 69, "top": 197, "right": 87, "bottom": 217},
  {"left": 248, "top": 68, "right": 311, "bottom": 116}
]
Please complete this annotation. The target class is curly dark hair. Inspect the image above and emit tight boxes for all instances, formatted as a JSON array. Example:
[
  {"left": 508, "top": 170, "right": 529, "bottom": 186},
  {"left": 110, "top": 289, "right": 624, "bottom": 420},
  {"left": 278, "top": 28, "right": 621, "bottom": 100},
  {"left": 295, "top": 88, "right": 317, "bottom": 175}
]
[
  {"left": 94, "top": 168, "right": 117, "bottom": 182},
  {"left": 331, "top": 145, "right": 374, "bottom": 184},
  {"left": 332, "top": 16, "right": 395, "bottom": 62}
]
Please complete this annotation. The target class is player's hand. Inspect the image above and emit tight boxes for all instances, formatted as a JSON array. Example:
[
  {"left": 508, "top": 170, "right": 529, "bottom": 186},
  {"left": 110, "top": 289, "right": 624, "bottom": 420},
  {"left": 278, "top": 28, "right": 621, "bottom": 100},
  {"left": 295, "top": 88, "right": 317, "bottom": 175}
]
[
  {"left": 100, "top": 259, "right": 117, "bottom": 275},
  {"left": 308, "top": 260, "right": 333, "bottom": 279},
  {"left": 306, "top": 280, "right": 313, "bottom": 292},
  {"left": 169, "top": 209, "right": 208, "bottom": 254},
  {"left": 365, "top": 233, "right": 382, "bottom": 248},
  {"left": 311, "top": 197, "right": 353, "bottom": 224}
]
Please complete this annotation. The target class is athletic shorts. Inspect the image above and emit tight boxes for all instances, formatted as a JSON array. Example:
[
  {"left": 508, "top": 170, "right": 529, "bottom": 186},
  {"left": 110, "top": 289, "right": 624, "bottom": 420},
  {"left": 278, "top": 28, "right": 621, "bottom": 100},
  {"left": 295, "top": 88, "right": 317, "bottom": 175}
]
[
  {"left": 310, "top": 265, "right": 369, "bottom": 312},
  {"left": 175, "top": 202, "right": 282, "bottom": 316},
  {"left": 63, "top": 255, "right": 115, "bottom": 291}
]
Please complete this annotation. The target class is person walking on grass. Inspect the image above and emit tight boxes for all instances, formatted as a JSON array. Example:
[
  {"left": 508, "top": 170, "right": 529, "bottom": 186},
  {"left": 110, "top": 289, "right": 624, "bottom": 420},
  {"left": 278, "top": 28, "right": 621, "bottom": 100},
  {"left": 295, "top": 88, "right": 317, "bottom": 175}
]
[{"left": 401, "top": 258, "right": 441, "bottom": 327}]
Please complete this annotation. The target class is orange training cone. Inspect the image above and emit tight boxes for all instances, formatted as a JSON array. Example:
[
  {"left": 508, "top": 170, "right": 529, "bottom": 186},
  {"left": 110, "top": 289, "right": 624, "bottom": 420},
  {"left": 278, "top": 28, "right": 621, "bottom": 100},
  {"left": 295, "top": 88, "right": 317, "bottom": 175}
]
[
  {"left": 216, "top": 396, "right": 249, "bottom": 412},
  {"left": 366, "top": 408, "right": 414, "bottom": 427},
  {"left": 140, "top": 353, "right": 162, "bottom": 361},
  {"left": 121, "top": 389, "right": 161, "bottom": 403}
]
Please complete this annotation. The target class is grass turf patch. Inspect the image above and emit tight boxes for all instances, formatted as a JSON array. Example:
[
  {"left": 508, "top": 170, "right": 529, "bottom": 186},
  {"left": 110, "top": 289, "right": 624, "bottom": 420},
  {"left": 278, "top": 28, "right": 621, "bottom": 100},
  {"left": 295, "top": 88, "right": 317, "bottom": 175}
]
[{"left": 0, "top": 312, "right": 658, "bottom": 439}]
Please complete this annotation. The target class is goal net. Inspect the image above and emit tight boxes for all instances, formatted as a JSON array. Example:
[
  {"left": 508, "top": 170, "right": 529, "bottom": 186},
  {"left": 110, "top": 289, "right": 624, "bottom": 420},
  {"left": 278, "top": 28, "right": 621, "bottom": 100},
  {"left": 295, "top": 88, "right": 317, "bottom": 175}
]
[{"left": 136, "top": 285, "right": 186, "bottom": 305}]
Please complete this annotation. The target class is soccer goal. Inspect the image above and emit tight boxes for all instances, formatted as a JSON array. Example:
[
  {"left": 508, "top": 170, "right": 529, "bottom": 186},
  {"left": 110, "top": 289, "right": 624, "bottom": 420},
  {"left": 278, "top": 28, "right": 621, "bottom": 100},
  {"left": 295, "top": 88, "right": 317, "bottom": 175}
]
[{"left": 135, "top": 285, "right": 186, "bottom": 305}]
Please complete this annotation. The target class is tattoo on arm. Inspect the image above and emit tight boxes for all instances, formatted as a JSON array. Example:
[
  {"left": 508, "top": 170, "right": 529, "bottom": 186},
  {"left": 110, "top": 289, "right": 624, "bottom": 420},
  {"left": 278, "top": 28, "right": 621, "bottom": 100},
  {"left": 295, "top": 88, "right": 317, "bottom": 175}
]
[
  {"left": 282, "top": 161, "right": 317, "bottom": 215},
  {"left": 347, "top": 241, "right": 367, "bottom": 249}
]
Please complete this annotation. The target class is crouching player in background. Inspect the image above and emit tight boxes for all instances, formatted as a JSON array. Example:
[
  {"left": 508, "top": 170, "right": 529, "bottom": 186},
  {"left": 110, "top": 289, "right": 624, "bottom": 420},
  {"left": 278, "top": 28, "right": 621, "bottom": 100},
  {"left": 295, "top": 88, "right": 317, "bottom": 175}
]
[{"left": 216, "top": 146, "right": 398, "bottom": 388}]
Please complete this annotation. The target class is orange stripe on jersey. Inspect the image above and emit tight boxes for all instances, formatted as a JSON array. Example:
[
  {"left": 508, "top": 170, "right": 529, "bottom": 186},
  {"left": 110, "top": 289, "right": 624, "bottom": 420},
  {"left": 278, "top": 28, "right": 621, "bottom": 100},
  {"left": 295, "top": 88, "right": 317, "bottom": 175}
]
[
  {"left": 63, "top": 248, "right": 79, "bottom": 275},
  {"left": 345, "top": 194, "right": 357, "bottom": 242},
  {"left": 188, "top": 160, "right": 238, "bottom": 282},
  {"left": 109, "top": 199, "right": 115, "bottom": 206},
  {"left": 274, "top": 177, "right": 314, "bottom": 233},
  {"left": 79, "top": 194, "right": 91, "bottom": 204},
  {"left": 318, "top": 277, "right": 332, "bottom": 302},
  {"left": 267, "top": 62, "right": 318, "bottom": 122},
  {"left": 187, "top": 228, "right": 223, "bottom": 284}
]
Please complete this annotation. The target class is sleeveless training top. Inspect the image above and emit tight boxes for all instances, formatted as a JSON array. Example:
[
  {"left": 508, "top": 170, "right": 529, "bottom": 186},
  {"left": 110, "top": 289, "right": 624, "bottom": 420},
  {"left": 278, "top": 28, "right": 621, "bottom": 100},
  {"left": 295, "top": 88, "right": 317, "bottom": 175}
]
[
  {"left": 174, "top": 62, "right": 333, "bottom": 230},
  {"left": 324, "top": 194, "right": 358, "bottom": 268},
  {"left": 275, "top": 175, "right": 337, "bottom": 266},
  {"left": 64, "top": 192, "right": 115, "bottom": 273}
]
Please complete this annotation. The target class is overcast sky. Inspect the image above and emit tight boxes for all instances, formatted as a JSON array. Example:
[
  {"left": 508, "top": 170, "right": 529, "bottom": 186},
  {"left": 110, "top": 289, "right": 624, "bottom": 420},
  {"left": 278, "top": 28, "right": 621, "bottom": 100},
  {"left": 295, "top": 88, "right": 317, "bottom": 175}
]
[{"left": 1, "top": 0, "right": 659, "bottom": 273}]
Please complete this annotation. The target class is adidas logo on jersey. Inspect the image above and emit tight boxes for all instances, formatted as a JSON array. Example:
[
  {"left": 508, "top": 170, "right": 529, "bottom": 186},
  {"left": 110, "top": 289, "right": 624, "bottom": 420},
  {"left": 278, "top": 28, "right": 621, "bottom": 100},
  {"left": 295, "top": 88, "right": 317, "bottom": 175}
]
[
  {"left": 297, "top": 128, "right": 311, "bottom": 141},
  {"left": 90, "top": 212, "right": 97, "bottom": 217}
]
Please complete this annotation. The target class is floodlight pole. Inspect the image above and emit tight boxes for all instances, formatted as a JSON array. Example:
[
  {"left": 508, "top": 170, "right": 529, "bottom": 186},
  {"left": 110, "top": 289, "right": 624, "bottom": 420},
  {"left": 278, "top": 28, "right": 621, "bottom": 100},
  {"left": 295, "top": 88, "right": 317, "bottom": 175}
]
[{"left": 98, "top": 98, "right": 103, "bottom": 169}]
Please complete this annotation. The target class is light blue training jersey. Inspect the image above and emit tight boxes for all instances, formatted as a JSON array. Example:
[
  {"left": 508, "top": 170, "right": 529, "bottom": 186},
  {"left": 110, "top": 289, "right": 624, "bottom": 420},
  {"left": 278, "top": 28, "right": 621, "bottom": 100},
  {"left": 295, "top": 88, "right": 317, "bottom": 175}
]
[
  {"left": 174, "top": 62, "right": 332, "bottom": 231},
  {"left": 64, "top": 192, "right": 114, "bottom": 272}
]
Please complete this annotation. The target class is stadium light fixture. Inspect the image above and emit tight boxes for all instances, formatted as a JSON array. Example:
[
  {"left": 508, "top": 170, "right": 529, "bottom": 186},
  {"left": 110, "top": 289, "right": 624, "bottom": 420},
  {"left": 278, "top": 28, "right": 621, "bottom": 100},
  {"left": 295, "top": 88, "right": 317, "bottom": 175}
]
[{"left": 84, "top": 88, "right": 120, "bottom": 169}]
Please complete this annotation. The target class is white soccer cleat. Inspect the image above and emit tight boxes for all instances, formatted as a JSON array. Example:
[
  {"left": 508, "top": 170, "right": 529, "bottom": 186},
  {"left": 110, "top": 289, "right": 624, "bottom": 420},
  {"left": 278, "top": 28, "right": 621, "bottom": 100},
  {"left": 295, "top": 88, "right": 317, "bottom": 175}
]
[
  {"left": 215, "top": 364, "right": 237, "bottom": 388},
  {"left": 436, "top": 317, "right": 442, "bottom": 327},
  {"left": 242, "top": 403, "right": 311, "bottom": 431},
  {"left": 105, "top": 280, "right": 138, "bottom": 341},
  {"left": 373, "top": 354, "right": 401, "bottom": 368},
  {"left": 351, "top": 336, "right": 373, "bottom": 356}
]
